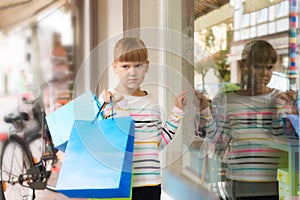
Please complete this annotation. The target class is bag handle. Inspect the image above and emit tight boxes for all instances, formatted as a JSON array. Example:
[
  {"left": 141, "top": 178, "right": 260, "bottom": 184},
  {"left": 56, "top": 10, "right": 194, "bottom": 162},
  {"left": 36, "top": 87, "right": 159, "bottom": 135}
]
[
  {"left": 92, "top": 95, "right": 114, "bottom": 123},
  {"left": 106, "top": 97, "right": 114, "bottom": 119}
]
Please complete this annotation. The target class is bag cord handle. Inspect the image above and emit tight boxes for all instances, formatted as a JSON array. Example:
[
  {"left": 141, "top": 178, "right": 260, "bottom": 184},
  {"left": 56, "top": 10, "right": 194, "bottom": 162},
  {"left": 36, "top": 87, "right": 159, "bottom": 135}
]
[{"left": 92, "top": 94, "right": 114, "bottom": 123}]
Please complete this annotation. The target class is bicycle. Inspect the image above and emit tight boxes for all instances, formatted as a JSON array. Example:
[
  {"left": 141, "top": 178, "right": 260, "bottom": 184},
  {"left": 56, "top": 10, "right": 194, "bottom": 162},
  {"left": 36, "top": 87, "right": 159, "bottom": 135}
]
[{"left": 0, "top": 83, "right": 59, "bottom": 200}]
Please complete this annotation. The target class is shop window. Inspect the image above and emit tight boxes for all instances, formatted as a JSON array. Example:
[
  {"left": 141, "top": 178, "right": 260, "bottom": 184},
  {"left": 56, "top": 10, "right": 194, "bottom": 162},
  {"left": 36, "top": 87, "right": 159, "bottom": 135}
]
[
  {"left": 277, "top": 0, "right": 289, "bottom": 17},
  {"left": 257, "top": 8, "right": 268, "bottom": 23},
  {"left": 268, "top": 5, "right": 276, "bottom": 21},
  {"left": 276, "top": 18, "right": 289, "bottom": 32},
  {"left": 241, "top": 13, "right": 250, "bottom": 28},
  {"left": 268, "top": 22, "right": 276, "bottom": 34},
  {"left": 257, "top": 24, "right": 268, "bottom": 36},
  {"left": 250, "top": 12, "right": 257, "bottom": 26}
]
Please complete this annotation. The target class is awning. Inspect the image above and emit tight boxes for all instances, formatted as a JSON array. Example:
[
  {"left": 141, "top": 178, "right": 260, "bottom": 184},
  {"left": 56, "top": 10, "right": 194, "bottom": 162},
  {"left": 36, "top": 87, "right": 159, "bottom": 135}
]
[
  {"left": 194, "top": 3, "right": 233, "bottom": 31},
  {"left": 0, "top": 0, "right": 67, "bottom": 34},
  {"left": 243, "top": 0, "right": 284, "bottom": 13},
  {"left": 194, "top": 0, "right": 229, "bottom": 19}
]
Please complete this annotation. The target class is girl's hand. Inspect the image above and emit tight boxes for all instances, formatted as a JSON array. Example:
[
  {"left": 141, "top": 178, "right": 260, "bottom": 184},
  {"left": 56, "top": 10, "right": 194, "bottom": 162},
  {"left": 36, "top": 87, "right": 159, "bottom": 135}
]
[
  {"left": 100, "top": 89, "right": 114, "bottom": 103},
  {"left": 175, "top": 90, "right": 189, "bottom": 110},
  {"left": 276, "top": 90, "right": 297, "bottom": 103},
  {"left": 276, "top": 90, "right": 298, "bottom": 114},
  {"left": 195, "top": 90, "right": 209, "bottom": 111},
  {"left": 100, "top": 89, "right": 124, "bottom": 104}
]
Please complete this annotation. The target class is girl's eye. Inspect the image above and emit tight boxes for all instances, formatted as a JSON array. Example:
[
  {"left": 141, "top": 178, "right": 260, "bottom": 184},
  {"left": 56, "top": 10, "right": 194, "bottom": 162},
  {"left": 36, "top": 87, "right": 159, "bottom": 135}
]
[
  {"left": 135, "top": 64, "right": 143, "bottom": 69},
  {"left": 122, "top": 65, "right": 129, "bottom": 69},
  {"left": 253, "top": 64, "right": 274, "bottom": 70},
  {"left": 266, "top": 65, "right": 273, "bottom": 70}
]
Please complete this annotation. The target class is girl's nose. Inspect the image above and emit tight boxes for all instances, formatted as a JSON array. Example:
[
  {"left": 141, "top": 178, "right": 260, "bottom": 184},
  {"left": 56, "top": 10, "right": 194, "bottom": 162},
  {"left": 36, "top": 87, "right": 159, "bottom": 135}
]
[{"left": 128, "top": 66, "right": 136, "bottom": 75}]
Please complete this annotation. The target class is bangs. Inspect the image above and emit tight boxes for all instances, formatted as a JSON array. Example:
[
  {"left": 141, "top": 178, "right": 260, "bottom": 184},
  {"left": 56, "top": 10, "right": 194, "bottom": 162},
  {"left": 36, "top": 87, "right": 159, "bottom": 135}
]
[
  {"left": 114, "top": 37, "right": 148, "bottom": 62},
  {"left": 250, "top": 47, "right": 277, "bottom": 64},
  {"left": 246, "top": 41, "right": 277, "bottom": 64},
  {"left": 115, "top": 48, "right": 148, "bottom": 62}
]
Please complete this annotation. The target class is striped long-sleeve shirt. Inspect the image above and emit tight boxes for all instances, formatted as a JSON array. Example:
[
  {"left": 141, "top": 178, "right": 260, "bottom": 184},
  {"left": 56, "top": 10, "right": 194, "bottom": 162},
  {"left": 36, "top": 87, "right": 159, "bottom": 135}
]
[
  {"left": 201, "top": 89, "right": 291, "bottom": 182},
  {"left": 100, "top": 90, "right": 184, "bottom": 187}
]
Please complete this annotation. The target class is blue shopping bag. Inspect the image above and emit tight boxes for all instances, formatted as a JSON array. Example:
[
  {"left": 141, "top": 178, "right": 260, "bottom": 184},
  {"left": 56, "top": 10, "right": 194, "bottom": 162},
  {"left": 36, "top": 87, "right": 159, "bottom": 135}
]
[
  {"left": 56, "top": 116, "right": 135, "bottom": 198},
  {"left": 287, "top": 114, "right": 299, "bottom": 137},
  {"left": 46, "top": 91, "right": 100, "bottom": 151}
]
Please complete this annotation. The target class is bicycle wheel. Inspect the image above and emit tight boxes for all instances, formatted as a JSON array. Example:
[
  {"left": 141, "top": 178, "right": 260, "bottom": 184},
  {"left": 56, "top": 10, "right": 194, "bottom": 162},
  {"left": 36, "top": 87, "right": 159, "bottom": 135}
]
[
  {"left": 0, "top": 135, "right": 35, "bottom": 200},
  {"left": 25, "top": 132, "right": 43, "bottom": 165}
]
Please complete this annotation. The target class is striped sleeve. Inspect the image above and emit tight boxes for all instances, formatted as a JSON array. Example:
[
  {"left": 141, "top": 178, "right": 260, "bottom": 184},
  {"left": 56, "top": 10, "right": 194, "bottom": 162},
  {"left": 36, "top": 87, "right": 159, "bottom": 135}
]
[
  {"left": 272, "top": 98, "right": 293, "bottom": 136},
  {"left": 158, "top": 106, "right": 184, "bottom": 150},
  {"left": 200, "top": 107, "right": 229, "bottom": 153}
]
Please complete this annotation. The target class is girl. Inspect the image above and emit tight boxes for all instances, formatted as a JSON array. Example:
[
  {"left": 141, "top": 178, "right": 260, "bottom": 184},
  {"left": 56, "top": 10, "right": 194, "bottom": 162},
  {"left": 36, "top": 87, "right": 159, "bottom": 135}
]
[{"left": 100, "top": 37, "right": 188, "bottom": 200}]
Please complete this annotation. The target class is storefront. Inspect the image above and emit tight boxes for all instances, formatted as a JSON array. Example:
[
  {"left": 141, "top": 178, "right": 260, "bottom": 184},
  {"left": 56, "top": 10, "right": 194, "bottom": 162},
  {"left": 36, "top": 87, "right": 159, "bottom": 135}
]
[{"left": 0, "top": 0, "right": 299, "bottom": 199}]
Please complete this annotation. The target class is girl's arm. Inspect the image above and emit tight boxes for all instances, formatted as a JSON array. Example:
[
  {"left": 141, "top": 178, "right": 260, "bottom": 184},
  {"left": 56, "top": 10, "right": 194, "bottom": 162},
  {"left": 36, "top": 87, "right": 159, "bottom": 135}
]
[
  {"left": 158, "top": 90, "right": 188, "bottom": 150},
  {"left": 158, "top": 106, "right": 184, "bottom": 150},
  {"left": 197, "top": 91, "right": 230, "bottom": 155}
]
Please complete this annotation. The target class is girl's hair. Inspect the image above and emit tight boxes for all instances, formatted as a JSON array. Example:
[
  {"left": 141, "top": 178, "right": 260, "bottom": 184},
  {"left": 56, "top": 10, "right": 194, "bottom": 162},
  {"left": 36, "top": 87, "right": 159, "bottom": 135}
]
[
  {"left": 114, "top": 37, "right": 148, "bottom": 62},
  {"left": 241, "top": 40, "right": 277, "bottom": 64}
]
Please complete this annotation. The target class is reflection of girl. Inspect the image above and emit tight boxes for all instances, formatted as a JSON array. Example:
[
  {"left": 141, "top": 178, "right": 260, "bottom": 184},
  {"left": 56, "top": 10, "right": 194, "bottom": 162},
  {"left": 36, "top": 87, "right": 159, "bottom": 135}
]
[{"left": 196, "top": 40, "right": 296, "bottom": 199}]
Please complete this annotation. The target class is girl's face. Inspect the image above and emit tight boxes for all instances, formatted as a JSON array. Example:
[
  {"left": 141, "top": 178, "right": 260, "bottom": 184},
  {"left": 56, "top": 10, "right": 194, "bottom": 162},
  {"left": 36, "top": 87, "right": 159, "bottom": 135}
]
[
  {"left": 112, "top": 61, "right": 149, "bottom": 93},
  {"left": 247, "top": 62, "right": 274, "bottom": 88}
]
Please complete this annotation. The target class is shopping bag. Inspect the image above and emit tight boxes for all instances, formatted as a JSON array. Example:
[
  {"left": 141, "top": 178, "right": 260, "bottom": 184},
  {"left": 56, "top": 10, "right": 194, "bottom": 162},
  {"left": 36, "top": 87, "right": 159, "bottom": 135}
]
[
  {"left": 287, "top": 114, "right": 299, "bottom": 137},
  {"left": 46, "top": 91, "right": 100, "bottom": 151},
  {"left": 89, "top": 173, "right": 133, "bottom": 200},
  {"left": 56, "top": 116, "right": 135, "bottom": 198}
]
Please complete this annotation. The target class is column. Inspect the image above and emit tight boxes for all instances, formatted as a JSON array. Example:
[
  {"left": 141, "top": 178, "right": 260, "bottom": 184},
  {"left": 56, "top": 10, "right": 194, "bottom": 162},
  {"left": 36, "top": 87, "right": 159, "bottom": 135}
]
[{"left": 288, "top": 0, "right": 298, "bottom": 89}]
